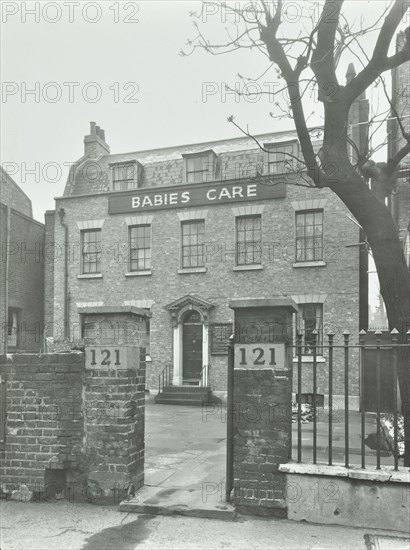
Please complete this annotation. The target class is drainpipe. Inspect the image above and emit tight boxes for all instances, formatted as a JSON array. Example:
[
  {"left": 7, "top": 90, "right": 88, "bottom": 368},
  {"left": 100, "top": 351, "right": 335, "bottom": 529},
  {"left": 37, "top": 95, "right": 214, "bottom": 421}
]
[
  {"left": 225, "top": 334, "right": 235, "bottom": 502},
  {"left": 3, "top": 205, "right": 11, "bottom": 354},
  {"left": 58, "top": 208, "right": 69, "bottom": 339}
]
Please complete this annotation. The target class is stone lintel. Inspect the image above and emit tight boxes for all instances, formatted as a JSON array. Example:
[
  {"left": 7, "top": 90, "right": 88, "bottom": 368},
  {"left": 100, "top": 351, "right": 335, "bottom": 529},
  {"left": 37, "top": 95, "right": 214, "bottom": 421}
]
[
  {"left": 229, "top": 298, "right": 298, "bottom": 312},
  {"left": 77, "top": 305, "right": 151, "bottom": 318}
]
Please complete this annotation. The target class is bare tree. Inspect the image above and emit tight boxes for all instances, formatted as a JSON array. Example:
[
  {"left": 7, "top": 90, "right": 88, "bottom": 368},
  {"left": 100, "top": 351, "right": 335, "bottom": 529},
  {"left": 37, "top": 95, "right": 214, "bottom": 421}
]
[{"left": 184, "top": 0, "right": 410, "bottom": 465}]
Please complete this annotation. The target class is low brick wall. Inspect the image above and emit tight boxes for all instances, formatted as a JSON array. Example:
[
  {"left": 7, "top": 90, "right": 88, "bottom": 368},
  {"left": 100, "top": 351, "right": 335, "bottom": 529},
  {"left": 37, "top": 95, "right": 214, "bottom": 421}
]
[
  {"left": 0, "top": 352, "right": 84, "bottom": 495},
  {"left": 0, "top": 347, "right": 145, "bottom": 503}
]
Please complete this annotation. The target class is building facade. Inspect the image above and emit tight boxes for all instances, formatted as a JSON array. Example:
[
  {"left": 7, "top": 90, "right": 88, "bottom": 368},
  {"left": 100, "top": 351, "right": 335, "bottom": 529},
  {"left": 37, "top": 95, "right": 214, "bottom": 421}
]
[
  {"left": 44, "top": 117, "right": 365, "bottom": 405},
  {"left": 389, "top": 31, "right": 410, "bottom": 270},
  {"left": 0, "top": 167, "right": 45, "bottom": 354}
]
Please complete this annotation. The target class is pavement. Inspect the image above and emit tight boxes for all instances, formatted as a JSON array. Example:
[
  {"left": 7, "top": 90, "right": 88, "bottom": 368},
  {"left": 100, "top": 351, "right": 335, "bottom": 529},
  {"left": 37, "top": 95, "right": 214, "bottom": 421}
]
[
  {"left": 1, "top": 499, "right": 410, "bottom": 550},
  {"left": 1, "top": 397, "right": 409, "bottom": 549},
  {"left": 121, "top": 397, "right": 400, "bottom": 519},
  {"left": 293, "top": 409, "right": 401, "bottom": 468},
  {"left": 120, "top": 395, "right": 233, "bottom": 519}
]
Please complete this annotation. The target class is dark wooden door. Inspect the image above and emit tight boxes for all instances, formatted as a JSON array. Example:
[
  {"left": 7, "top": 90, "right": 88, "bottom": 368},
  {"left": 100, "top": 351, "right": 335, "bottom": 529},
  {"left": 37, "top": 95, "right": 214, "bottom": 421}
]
[
  {"left": 362, "top": 348, "right": 395, "bottom": 413},
  {"left": 183, "top": 314, "right": 203, "bottom": 382}
]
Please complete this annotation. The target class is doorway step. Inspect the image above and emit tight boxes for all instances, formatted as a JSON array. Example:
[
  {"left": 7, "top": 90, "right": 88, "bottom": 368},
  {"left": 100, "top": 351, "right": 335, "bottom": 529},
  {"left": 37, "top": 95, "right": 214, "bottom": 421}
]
[{"left": 155, "top": 385, "right": 212, "bottom": 406}]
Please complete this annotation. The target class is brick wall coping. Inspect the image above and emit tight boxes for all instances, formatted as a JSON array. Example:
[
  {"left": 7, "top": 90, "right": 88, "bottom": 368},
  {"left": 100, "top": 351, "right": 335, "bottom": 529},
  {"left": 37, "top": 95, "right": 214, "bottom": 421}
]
[
  {"left": 0, "top": 352, "right": 83, "bottom": 364},
  {"left": 229, "top": 298, "right": 298, "bottom": 312},
  {"left": 279, "top": 463, "right": 410, "bottom": 483},
  {"left": 0, "top": 203, "right": 45, "bottom": 228},
  {"left": 77, "top": 305, "right": 151, "bottom": 318}
]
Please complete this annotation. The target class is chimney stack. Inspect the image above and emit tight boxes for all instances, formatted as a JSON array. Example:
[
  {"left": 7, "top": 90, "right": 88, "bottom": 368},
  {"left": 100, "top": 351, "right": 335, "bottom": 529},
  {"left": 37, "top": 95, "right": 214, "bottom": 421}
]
[
  {"left": 346, "top": 63, "right": 356, "bottom": 84},
  {"left": 346, "top": 64, "right": 369, "bottom": 162},
  {"left": 84, "top": 121, "right": 110, "bottom": 158}
]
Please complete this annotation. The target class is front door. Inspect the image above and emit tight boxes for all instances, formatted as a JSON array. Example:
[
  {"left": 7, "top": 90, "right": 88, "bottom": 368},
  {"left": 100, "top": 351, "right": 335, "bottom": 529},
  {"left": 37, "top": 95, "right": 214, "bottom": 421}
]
[{"left": 182, "top": 311, "right": 203, "bottom": 383}]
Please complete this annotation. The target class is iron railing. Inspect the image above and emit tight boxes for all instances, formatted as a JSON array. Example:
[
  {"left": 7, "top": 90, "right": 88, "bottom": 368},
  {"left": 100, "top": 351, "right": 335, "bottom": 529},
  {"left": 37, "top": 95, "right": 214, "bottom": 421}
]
[
  {"left": 158, "top": 363, "right": 173, "bottom": 395},
  {"left": 291, "top": 329, "right": 410, "bottom": 470},
  {"left": 199, "top": 364, "right": 210, "bottom": 387}
]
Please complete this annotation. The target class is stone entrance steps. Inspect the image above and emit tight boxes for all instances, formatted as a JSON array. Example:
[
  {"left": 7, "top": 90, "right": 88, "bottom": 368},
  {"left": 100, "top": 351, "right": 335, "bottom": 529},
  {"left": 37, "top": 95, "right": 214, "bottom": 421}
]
[{"left": 155, "top": 385, "right": 212, "bottom": 406}]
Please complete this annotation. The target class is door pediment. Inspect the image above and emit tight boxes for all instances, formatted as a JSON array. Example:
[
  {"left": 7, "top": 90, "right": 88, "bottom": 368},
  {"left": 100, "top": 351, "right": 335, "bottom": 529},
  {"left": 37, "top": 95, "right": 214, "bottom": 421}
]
[{"left": 165, "top": 295, "right": 214, "bottom": 326}]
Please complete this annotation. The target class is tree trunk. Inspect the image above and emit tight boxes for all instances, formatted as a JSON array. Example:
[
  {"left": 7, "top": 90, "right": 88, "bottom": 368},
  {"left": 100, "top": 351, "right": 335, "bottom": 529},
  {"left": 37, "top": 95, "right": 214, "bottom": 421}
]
[{"left": 325, "top": 159, "right": 410, "bottom": 466}]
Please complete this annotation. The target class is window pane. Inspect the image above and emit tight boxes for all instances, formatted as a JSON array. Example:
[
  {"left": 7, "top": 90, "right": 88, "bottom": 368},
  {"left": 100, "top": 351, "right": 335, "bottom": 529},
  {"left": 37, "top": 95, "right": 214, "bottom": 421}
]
[
  {"left": 267, "top": 143, "right": 296, "bottom": 173},
  {"left": 295, "top": 210, "right": 323, "bottom": 262},
  {"left": 185, "top": 154, "right": 211, "bottom": 183},
  {"left": 235, "top": 215, "right": 262, "bottom": 265},
  {"left": 181, "top": 220, "right": 205, "bottom": 268},
  {"left": 81, "top": 229, "right": 102, "bottom": 274},
  {"left": 129, "top": 225, "right": 151, "bottom": 271},
  {"left": 297, "top": 303, "right": 323, "bottom": 352},
  {"left": 112, "top": 163, "right": 137, "bottom": 189}
]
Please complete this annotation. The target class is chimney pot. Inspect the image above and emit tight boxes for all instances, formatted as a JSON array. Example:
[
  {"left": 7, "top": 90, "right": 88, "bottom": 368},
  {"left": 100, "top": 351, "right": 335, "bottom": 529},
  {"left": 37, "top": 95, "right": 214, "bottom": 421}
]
[{"left": 84, "top": 122, "right": 110, "bottom": 157}]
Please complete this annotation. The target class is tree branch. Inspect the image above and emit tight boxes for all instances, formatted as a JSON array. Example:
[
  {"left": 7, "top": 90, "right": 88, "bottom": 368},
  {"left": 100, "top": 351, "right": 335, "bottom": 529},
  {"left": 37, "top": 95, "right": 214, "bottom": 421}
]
[
  {"left": 342, "top": 1, "right": 410, "bottom": 106},
  {"left": 311, "top": 0, "right": 344, "bottom": 99}
]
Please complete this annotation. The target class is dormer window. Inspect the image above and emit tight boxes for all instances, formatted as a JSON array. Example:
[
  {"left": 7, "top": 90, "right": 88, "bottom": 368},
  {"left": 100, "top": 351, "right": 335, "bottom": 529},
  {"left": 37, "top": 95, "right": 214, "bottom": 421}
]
[
  {"left": 110, "top": 160, "right": 141, "bottom": 191},
  {"left": 265, "top": 141, "right": 299, "bottom": 175},
  {"left": 183, "top": 150, "right": 217, "bottom": 183}
]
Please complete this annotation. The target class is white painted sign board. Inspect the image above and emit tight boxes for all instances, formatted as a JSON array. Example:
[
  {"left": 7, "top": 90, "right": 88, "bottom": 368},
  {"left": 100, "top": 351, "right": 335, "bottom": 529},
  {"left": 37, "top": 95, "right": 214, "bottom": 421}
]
[{"left": 234, "top": 343, "right": 286, "bottom": 369}]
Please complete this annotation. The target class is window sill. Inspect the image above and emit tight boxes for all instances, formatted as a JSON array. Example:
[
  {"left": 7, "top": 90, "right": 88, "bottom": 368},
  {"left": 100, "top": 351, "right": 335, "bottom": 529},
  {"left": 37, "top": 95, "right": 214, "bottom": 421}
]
[
  {"left": 233, "top": 264, "right": 263, "bottom": 271},
  {"left": 125, "top": 270, "right": 152, "bottom": 277},
  {"left": 292, "top": 356, "right": 326, "bottom": 363},
  {"left": 178, "top": 267, "right": 207, "bottom": 274},
  {"left": 292, "top": 261, "right": 326, "bottom": 268},
  {"left": 77, "top": 273, "right": 102, "bottom": 279}
]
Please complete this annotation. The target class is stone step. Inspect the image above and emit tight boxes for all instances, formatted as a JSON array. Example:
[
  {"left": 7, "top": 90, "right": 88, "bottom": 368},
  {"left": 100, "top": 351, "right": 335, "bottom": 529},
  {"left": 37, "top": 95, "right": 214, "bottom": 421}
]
[
  {"left": 154, "top": 397, "right": 206, "bottom": 406},
  {"left": 158, "top": 392, "right": 208, "bottom": 399},
  {"left": 162, "top": 385, "right": 210, "bottom": 393},
  {"left": 157, "top": 393, "right": 207, "bottom": 400}
]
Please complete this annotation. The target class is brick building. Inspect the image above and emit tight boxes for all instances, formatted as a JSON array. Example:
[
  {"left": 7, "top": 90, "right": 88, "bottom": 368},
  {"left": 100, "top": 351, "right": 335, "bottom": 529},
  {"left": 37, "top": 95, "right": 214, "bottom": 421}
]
[
  {"left": 388, "top": 31, "right": 410, "bottom": 269},
  {"left": 44, "top": 95, "right": 366, "bottom": 406},
  {"left": 0, "top": 167, "right": 45, "bottom": 354}
]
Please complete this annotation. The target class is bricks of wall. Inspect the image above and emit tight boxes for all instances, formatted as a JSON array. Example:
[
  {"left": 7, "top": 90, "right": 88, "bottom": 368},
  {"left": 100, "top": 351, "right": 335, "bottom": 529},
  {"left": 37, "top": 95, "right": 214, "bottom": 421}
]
[
  {"left": 44, "top": 211, "right": 56, "bottom": 339},
  {"left": 0, "top": 352, "right": 84, "bottom": 496},
  {"left": 0, "top": 168, "right": 32, "bottom": 217},
  {"left": 233, "top": 367, "right": 292, "bottom": 517},
  {"left": 0, "top": 204, "right": 7, "bottom": 355},
  {"left": 0, "top": 347, "right": 145, "bottom": 503},
  {"left": 7, "top": 210, "right": 45, "bottom": 352},
  {"left": 83, "top": 345, "right": 145, "bottom": 499}
]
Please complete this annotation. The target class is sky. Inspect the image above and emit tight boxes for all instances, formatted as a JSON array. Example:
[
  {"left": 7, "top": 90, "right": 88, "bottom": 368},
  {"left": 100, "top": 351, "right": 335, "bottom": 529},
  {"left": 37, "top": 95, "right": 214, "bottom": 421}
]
[
  {"left": 2, "top": 0, "right": 402, "bottom": 220},
  {"left": 1, "top": 0, "right": 405, "bottom": 317}
]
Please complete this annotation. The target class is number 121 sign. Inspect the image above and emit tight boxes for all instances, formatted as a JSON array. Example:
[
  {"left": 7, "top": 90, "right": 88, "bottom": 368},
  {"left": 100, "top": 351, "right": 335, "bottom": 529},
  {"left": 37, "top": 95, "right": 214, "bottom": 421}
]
[{"left": 234, "top": 343, "right": 286, "bottom": 369}]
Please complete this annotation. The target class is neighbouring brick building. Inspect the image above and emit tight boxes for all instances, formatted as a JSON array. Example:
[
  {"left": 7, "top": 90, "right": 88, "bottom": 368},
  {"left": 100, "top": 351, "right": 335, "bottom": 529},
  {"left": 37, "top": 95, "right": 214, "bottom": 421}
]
[
  {"left": 0, "top": 167, "right": 45, "bottom": 354},
  {"left": 44, "top": 76, "right": 368, "bottom": 407},
  {"left": 389, "top": 31, "right": 410, "bottom": 270}
]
